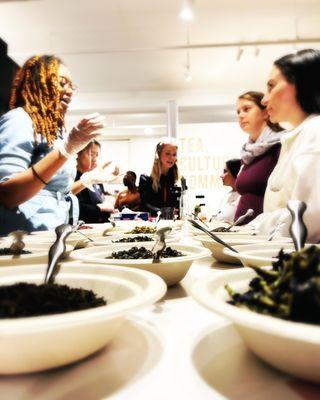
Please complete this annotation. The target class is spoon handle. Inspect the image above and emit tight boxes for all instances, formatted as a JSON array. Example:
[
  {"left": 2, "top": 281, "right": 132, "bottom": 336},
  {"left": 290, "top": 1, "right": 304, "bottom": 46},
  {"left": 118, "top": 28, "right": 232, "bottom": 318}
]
[
  {"left": 287, "top": 200, "right": 308, "bottom": 251},
  {"left": 44, "top": 224, "right": 73, "bottom": 284},
  {"left": 234, "top": 208, "right": 254, "bottom": 226}
]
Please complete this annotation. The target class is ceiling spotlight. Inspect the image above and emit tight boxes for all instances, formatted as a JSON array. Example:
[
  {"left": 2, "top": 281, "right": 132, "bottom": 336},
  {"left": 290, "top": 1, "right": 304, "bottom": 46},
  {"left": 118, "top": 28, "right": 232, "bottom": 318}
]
[
  {"left": 184, "top": 70, "right": 192, "bottom": 82},
  {"left": 236, "top": 47, "right": 244, "bottom": 61},
  {"left": 180, "top": 1, "right": 194, "bottom": 21}
]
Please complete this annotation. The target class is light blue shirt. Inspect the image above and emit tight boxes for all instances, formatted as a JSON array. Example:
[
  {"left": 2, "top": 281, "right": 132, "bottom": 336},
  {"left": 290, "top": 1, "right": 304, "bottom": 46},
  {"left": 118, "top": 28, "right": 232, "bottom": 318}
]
[{"left": 0, "top": 107, "right": 78, "bottom": 235}]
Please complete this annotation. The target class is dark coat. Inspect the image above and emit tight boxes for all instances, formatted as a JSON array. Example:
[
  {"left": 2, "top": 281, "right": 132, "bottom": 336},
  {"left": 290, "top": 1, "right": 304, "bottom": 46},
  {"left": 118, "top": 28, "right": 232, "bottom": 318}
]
[
  {"left": 235, "top": 143, "right": 281, "bottom": 224},
  {"left": 76, "top": 171, "right": 110, "bottom": 223},
  {"left": 138, "top": 172, "right": 179, "bottom": 216}
]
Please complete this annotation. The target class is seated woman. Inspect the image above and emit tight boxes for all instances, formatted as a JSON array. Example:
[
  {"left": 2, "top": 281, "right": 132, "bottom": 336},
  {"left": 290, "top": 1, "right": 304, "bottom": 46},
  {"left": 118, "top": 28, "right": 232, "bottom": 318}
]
[
  {"left": 114, "top": 171, "right": 141, "bottom": 211},
  {"left": 214, "top": 158, "right": 241, "bottom": 223},
  {"left": 139, "top": 137, "right": 179, "bottom": 216},
  {"left": 252, "top": 49, "right": 320, "bottom": 243},
  {"left": 74, "top": 140, "right": 117, "bottom": 223},
  {"left": 0, "top": 55, "right": 103, "bottom": 235},
  {"left": 234, "top": 91, "right": 283, "bottom": 224}
]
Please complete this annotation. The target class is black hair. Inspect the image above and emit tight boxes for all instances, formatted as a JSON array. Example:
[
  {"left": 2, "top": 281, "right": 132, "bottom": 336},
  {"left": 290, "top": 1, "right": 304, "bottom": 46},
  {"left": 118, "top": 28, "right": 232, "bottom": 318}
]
[
  {"left": 92, "top": 139, "right": 101, "bottom": 148},
  {"left": 126, "top": 170, "right": 137, "bottom": 181},
  {"left": 274, "top": 49, "right": 320, "bottom": 114},
  {"left": 226, "top": 158, "right": 241, "bottom": 179}
]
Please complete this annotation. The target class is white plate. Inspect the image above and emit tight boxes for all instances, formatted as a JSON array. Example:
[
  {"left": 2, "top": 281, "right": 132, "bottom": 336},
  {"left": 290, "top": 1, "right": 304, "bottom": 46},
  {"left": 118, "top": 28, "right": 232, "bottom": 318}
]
[
  {"left": 223, "top": 242, "right": 315, "bottom": 267},
  {"left": 0, "top": 263, "right": 166, "bottom": 374},
  {"left": 0, "top": 242, "right": 72, "bottom": 266},
  {"left": 190, "top": 268, "right": 320, "bottom": 383},
  {"left": 70, "top": 243, "right": 210, "bottom": 286}
]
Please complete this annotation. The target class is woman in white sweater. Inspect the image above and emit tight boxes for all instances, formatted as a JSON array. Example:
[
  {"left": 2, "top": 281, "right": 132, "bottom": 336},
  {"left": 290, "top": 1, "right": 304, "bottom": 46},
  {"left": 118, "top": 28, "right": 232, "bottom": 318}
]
[{"left": 253, "top": 49, "right": 320, "bottom": 242}]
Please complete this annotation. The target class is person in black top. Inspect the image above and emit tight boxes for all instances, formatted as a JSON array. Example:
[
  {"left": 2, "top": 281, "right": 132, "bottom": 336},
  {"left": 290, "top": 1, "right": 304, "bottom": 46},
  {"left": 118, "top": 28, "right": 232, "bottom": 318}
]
[
  {"left": 74, "top": 140, "right": 116, "bottom": 223},
  {"left": 139, "top": 137, "right": 180, "bottom": 216}
]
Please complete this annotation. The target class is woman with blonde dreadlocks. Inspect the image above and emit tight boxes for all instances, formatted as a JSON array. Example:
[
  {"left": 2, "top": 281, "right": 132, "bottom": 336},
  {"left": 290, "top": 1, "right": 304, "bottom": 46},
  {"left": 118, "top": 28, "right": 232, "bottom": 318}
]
[
  {"left": 138, "top": 137, "right": 180, "bottom": 217},
  {"left": 0, "top": 55, "right": 104, "bottom": 235}
]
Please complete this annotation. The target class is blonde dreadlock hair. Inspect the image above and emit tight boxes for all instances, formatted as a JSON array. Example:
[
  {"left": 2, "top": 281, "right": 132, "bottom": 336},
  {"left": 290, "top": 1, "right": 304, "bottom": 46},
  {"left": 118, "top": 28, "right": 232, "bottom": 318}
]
[
  {"left": 9, "top": 55, "right": 63, "bottom": 145},
  {"left": 150, "top": 137, "right": 179, "bottom": 192}
]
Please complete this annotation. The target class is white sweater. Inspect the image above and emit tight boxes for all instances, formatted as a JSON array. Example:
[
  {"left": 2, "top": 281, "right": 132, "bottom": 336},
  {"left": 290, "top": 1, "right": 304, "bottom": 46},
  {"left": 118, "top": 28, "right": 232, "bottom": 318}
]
[
  {"left": 252, "top": 115, "right": 320, "bottom": 243},
  {"left": 215, "top": 190, "right": 240, "bottom": 223}
]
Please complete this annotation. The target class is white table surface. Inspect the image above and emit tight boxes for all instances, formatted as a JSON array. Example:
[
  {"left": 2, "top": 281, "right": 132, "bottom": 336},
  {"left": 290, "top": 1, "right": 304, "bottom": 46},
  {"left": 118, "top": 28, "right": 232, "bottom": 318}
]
[{"left": 0, "top": 232, "right": 320, "bottom": 399}]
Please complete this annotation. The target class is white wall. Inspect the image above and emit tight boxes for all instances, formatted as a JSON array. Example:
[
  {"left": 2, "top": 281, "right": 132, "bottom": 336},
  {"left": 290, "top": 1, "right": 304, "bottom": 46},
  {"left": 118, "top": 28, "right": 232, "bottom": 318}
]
[
  {"left": 99, "top": 122, "right": 247, "bottom": 215},
  {"left": 178, "top": 122, "right": 247, "bottom": 215},
  {"left": 99, "top": 136, "right": 158, "bottom": 193}
]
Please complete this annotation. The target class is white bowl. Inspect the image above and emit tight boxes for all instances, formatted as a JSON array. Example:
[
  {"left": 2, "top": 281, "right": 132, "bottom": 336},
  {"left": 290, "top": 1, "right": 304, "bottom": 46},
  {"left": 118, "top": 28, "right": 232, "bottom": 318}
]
[
  {"left": 70, "top": 243, "right": 210, "bottom": 286},
  {"left": 92, "top": 220, "right": 155, "bottom": 237},
  {"left": 87, "top": 233, "right": 178, "bottom": 246},
  {"left": 223, "top": 242, "right": 315, "bottom": 267},
  {"left": 189, "top": 221, "right": 256, "bottom": 236},
  {"left": 193, "top": 234, "right": 278, "bottom": 264},
  {"left": 0, "top": 242, "right": 73, "bottom": 266},
  {"left": 29, "top": 230, "right": 89, "bottom": 249},
  {"left": 0, "top": 263, "right": 166, "bottom": 374},
  {"left": 190, "top": 268, "right": 320, "bottom": 383}
]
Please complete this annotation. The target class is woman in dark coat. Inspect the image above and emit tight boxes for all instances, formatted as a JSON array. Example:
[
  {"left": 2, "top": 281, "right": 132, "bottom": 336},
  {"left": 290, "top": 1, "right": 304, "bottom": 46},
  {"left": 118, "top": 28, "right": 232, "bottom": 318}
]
[
  {"left": 139, "top": 137, "right": 179, "bottom": 216},
  {"left": 235, "top": 91, "right": 283, "bottom": 224}
]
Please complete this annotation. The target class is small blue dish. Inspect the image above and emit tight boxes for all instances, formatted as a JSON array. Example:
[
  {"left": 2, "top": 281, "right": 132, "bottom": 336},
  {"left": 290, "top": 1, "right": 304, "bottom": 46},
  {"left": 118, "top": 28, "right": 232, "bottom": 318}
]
[{"left": 121, "top": 212, "right": 149, "bottom": 221}]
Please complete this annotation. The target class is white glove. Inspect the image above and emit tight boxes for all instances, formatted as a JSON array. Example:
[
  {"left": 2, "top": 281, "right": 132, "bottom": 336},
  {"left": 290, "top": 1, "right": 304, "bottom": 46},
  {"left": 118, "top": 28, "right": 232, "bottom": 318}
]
[
  {"left": 80, "top": 163, "right": 121, "bottom": 191},
  {"left": 97, "top": 202, "right": 115, "bottom": 213},
  {"left": 58, "top": 113, "right": 105, "bottom": 158}
]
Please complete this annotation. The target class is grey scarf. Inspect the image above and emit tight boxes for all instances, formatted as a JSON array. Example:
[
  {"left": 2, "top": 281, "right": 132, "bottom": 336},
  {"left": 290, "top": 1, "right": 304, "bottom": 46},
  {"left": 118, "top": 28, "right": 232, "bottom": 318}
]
[{"left": 240, "top": 126, "right": 282, "bottom": 165}]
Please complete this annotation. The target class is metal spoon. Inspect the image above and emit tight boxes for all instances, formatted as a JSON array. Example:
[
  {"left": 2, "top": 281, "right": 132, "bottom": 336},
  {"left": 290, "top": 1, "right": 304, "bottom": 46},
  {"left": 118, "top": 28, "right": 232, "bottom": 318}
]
[
  {"left": 267, "top": 219, "right": 286, "bottom": 241},
  {"left": 209, "top": 210, "right": 221, "bottom": 222},
  {"left": 188, "top": 219, "right": 239, "bottom": 253},
  {"left": 9, "top": 230, "right": 28, "bottom": 255},
  {"left": 44, "top": 224, "right": 74, "bottom": 284},
  {"left": 152, "top": 226, "right": 172, "bottom": 263},
  {"left": 73, "top": 220, "right": 95, "bottom": 243},
  {"left": 223, "top": 208, "right": 254, "bottom": 232},
  {"left": 287, "top": 200, "right": 308, "bottom": 251},
  {"left": 155, "top": 210, "right": 162, "bottom": 226},
  {"left": 103, "top": 220, "right": 116, "bottom": 236}
]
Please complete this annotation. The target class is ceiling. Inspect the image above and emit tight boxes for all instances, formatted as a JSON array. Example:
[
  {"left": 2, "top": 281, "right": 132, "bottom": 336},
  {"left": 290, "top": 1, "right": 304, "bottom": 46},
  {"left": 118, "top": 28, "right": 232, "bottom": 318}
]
[{"left": 1, "top": 0, "right": 320, "bottom": 136}]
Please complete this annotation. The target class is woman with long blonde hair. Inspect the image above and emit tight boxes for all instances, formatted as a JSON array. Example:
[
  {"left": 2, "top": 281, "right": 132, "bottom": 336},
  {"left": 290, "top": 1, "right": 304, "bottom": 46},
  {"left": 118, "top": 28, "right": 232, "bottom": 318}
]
[
  {"left": 139, "top": 137, "right": 179, "bottom": 216},
  {"left": 0, "top": 55, "right": 104, "bottom": 234}
]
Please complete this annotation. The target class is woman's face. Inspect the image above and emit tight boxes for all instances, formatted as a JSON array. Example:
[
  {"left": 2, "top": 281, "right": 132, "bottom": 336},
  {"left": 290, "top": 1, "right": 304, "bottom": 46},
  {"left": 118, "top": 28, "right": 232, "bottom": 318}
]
[
  {"left": 220, "top": 166, "right": 235, "bottom": 188},
  {"left": 236, "top": 98, "right": 268, "bottom": 141},
  {"left": 77, "top": 146, "right": 92, "bottom": 173},
  {"left": 262, "top": 66, "right": 301, "bottom": 125},
  {"left": 90, "top": 143, "right": 100, "bottom": 170},
  {"left": 58, "top": 64, "right": 74, "bottom": 115},
  {"left": 160, "top": 144, "right": 177, "bottom": 171}
]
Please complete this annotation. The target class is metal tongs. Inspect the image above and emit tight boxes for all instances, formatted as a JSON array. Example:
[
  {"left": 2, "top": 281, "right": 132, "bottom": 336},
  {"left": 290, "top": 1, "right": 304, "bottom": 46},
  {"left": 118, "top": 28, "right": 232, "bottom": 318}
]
[
  {"left": 152, "top": 226, "right": 172, "bottom": 263},
  {"left": 9, "top": 230, "right": 28, "bottom": 256},
  {"left": 44, "top": 223, "right": 76, "bottom": 284}
]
